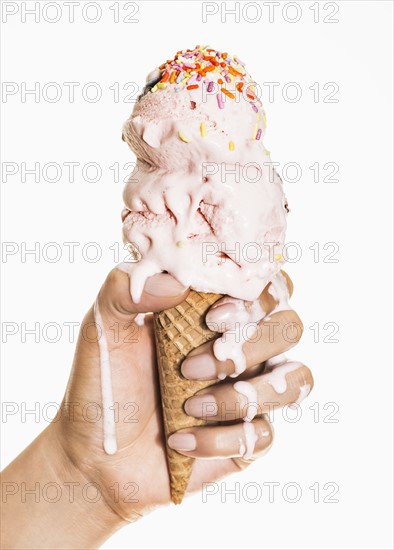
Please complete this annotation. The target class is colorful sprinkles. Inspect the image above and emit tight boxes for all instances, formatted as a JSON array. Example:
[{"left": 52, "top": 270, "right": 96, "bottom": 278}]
[
  {"left": 151, "top": 45, "right": 265, "bottom": 148},
  {"left": 178, "top": 130, "right": 191, "bottom": 143}
]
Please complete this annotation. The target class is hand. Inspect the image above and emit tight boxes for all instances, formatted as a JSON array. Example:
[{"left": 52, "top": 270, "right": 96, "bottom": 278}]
[
  {"left": 1, "top": 268, "right": 313, "bottom": 549},
  {"left": 57, "top": 268, "right": 312, "bottom": 515},
  {"left": 167, "top": 271, "right": 313, "bottom": 462}
]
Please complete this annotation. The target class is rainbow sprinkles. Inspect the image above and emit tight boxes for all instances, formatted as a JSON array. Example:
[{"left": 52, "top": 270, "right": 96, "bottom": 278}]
[{"left": 148, "top": 45, "right": 266, "bottom": 148}]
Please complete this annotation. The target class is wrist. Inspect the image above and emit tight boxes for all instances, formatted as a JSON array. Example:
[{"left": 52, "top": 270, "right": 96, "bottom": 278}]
[
  {"left": 1, "top": 424, "right": 126, "bottom": 549},
  {"left": 48, "top": 424, "right": 127, "bottom": 536}
]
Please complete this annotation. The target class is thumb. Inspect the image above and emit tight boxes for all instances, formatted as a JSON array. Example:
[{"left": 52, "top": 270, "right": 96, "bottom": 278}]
[{"left": 98, "top": 268, "right": 190, "bottom": 321}]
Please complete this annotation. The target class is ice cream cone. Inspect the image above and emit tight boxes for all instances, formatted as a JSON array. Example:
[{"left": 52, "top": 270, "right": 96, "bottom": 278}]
[
  {"left": 122, "top": 45, "right": 288, "bottom": 502},
  {"left": 153, "top": 289, "right": 222, "bottom": 504}
]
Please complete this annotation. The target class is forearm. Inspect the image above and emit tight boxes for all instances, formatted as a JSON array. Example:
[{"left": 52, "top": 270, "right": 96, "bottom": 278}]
[{"left": 1, "top": 425, "right": 124, "bottom": 550}]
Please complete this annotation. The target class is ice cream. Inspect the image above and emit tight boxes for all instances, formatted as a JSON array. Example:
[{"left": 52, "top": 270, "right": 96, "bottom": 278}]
[
  {"left": 121, "top": 45, "right": 288, "bottom": 304},
  {"left": 98, "top": 45, "right": 293, "bottom": 502}
]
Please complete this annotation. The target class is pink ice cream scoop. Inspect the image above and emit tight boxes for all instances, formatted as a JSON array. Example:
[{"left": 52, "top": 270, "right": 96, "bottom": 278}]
[{"left": 121, "top": 45, "right": 288, "bottom": 303}]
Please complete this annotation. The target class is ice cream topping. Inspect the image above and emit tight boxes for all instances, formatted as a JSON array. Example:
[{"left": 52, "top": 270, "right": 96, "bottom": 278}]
[{"left": 121, "top": 44, "right": 288, "bottom": 304}]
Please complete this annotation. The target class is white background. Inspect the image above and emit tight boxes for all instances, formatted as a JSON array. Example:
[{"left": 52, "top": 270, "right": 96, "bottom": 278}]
[{"left": 1, "top": 1, "right": 393, "bottom": 549}]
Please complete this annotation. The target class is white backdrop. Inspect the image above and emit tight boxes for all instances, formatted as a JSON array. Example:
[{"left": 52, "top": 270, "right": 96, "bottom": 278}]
[{"left": 1, "top": 1, "right": 393, "bottom": 549}]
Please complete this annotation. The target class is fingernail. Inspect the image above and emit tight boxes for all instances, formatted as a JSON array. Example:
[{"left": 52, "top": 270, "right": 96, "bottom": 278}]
[
  {"left": 168, "top": 433, "right": 196, "bottom": 451},
  {"left": 206, "top": 303, "right": 238, "bottom": 325},
  {"left": 144, "top": 273, "right": 188, "bottom": 297},
  {"left": 185, "top": 394, "right": 218, "bottom": 418},
  {"left": 181, "top": 353, "right": 217, "bottom": 380}
]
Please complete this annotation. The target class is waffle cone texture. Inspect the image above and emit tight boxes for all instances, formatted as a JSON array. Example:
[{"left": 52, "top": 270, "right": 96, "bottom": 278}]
[{"left": 153, "top": 290, "right": 222, "bottom": 504}]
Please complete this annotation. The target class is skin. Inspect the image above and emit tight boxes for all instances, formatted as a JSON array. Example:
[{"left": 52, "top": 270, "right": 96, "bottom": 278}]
[{"left": 1, "top": 268, "right": 313, "bottom": 549}]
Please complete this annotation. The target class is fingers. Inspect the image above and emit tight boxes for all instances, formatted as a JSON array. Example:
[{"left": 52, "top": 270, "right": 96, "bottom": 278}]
[
  {"left": 181, "top": 309, "right": 303, "bottom": 380},
  {"left": 97, "top": 268, "right": 189, "bottom": 322},
  {"left": 241, "top": 310, "right": 303, "bottom": 370},
  {"left": 205, "top": 270, "right": 294, "bottom": 333},
  {"left": 168, "top": 417, "right": 273, "bottom": 460},
  {"left": 184, "top": 362, "right": 314, "bottom": 421},
  {"left": 181, "top": 270, "right": 301, "bottom": 380}
]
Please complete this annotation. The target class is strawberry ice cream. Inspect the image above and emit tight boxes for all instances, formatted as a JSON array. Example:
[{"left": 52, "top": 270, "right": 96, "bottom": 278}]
[{"left": 121, "top": 45, "right": 288, "bottom": 303}]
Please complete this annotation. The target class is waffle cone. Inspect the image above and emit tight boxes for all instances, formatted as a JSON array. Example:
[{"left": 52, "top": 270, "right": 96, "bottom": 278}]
[{"left": 153, "top": 290, "right": 223, "bottom": 504}]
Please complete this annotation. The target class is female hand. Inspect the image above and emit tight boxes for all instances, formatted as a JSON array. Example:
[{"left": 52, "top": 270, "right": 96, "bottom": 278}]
[
  {"left": 1, "top": 268, "right": 313, "bottom": 549},
  {"left": 57, "top": 266, "right": 312, "bottom": 514}
]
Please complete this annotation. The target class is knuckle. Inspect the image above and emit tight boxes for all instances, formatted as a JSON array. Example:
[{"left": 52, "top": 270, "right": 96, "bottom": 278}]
[
  {"left": 282, "top": 311, "right": 303, "bottom": 344},
  {"left": 300, "top": 365, "right": 314, "bottom": 389},
  {"left": 255, "top": 418, "right": 274, "bottom": 451}
]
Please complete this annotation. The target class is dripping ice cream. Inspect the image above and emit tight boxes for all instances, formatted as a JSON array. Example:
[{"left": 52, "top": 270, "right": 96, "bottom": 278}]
[
  {"left": 94, "top": 45, "right": 305, "bottom": 483},
  {"left": 121, "top": 45, "right": 288, "bottom": 303}
]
